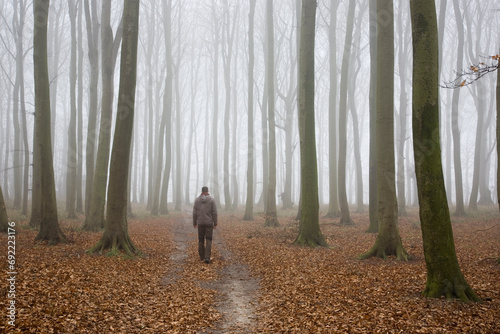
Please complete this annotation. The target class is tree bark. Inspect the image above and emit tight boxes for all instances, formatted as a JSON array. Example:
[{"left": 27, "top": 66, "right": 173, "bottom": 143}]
[
  {"left": 66, "top": 0, "right": 78, "bottom": 219},
  {"left": 451, "top": 0, "right": 465, "bottom": 216},
  {"left": 0, "top": 185, "right": 8, "bottom": 232},
  {"left": 83, "top": 0, "right": 100, "bottom": 215},
  {"left": 244, "top": 0, "right": 257, "bottom": 221},
  {"left": 360, "top": 0, "right": 408, "bottom": 261},
  {"left": 89, "top": 0, "right": 140, "bottom": 256},
  {"left": 33, "top": 0, "right": 67, "bottom": 245},
  {"left": 497, "top": 47, "right": 500, "bottom": 213},
  {"left": 337, "top": 0, "right": 355, "bottom": 226},
  {"left": 410, "top": 0, "right": 480, "bottom": 302},
  {"left": 294, "top": 0, "right": 326, "bottom": 247},
  {"left": 83, "top": 1, "right": 122, "bottom": 231},
  {"left": 264, "top": 0, "right": 279, "bottom": 227},
  {"left": 367, "top": 0, "right": 378, "bottom": 232}
]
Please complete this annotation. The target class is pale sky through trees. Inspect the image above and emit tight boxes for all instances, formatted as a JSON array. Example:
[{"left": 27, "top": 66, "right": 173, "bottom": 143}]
[{"left": 0, "top": 0, "right": 498, "bottom": 211}]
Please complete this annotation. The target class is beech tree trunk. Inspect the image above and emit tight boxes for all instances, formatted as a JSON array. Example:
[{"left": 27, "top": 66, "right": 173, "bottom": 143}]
[
  {"left": 0, "top": 185, "right": 8, "bottom": 232},
  {"left": 89, "top": 0, "right": 140, "bottom": 256},
  {"left": 264, "top": 0, "right": 279, "bottom": 227},
  {"left": 83, "top": 1, "right": 122, "bottom": 231},
  {"left": 33, "top": 0, "right": 67, "bottom": 245},
  {"left": 451, "top": 0, "right": 466, "bottom": 216},
  {"left": 497, "top": 47, "right": 500, "bottom": 212},
  {"left": 367, "top": 0, "right": 378, "bottom": 232},
  {"left": 83, "top": 0, "right": 100, "bottom": 215},
  {"left": 243, "top": 0, "right": 256, "bottom": 221},
  {"left": 66, "top": 0, "right": 78, "bottom": 219},
  {"left": 410, "top": 0, "right": 480, "bottom": 302},
  {"left": 337, "top": 0, "right": 355, "bottom": 226},
  {"left": 360, "top": 0, "right": 408, "bottom": 261},
  {"left": 294, "top": 0, "right": 326, "bottom": 247}
]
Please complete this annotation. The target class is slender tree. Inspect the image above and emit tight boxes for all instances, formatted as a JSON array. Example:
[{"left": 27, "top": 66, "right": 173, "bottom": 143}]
[
  {"left": 450, "top": 0, "right": 466, "bottom": 216},
  {"left": 83, "top": 0, "right": 100, "bottom": 215},
  {"left": 243, "top": 0, "right": 257, "bottom": 221},
  {"left": 33, "top": 0, "right": 67, "bottom": 245},
  {"left": 83, "top": 1, "right": 122, "bottom": 230},
  {"left": 367, "top": 0, "right": 378, "bottom": 232},
  {"left": 360, "top": 0, "right": 408, "bottom": 261},
  {"left": 410, "top": 0, "right": 479, "bottom": 301},
  {"left": 264, "top": 0, "right": 279, "bottom": 227},
  {"left": 151, "top": 0, "right": 173, "bottom": 216},
  {"left": 66, "top": 0, "right": 78, "bottom": 219},
  {"left": 326, "top": 0, "right": 340, "bottom": 219},
  {"left": 497, "top": 49, "right": 500, "bottom": 212},
  {"left": 294, "top": 0, "right": 327, "bottom": 247},
  {"left": 337, "top": 0, "right": 355, "bottom": 226},
  {"left": 89, "top": 0, "right": 140, "bottom": 256},
  {"left": 0, "top": 185, "right": 8, "bottom": 232}
]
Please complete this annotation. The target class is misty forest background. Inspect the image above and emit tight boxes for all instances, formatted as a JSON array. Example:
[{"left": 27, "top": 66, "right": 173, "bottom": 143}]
[
  {"left": 0, "top": 0, "right": 500, "bottom": 331},
  {"left": 2, "top": 0, "right": 499, "bottom": 221}
]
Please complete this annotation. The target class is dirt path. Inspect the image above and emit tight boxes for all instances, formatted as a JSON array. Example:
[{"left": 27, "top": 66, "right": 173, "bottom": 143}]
[{"left": 164, "top": 213, "right": 260, "bottom": 333}]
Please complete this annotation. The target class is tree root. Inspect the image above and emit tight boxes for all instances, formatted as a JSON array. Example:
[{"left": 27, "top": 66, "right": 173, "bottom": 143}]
[
  {"left": 87, "top": 232, "right": 139, "bottom": 258},
  {"left": 358, "top": 242, "right": 409, "bottom": 261},
  {"left": 423, "top": 276, "right": 481, "bottom": 302}
]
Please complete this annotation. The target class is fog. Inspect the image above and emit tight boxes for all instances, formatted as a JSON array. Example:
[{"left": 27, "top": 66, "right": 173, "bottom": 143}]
[{"left": 1, "top": 0, "right": 498, "bottom": 215}]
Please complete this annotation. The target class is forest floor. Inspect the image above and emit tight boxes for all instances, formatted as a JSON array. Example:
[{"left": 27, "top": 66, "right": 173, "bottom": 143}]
[{"left": 0, "top": 206, "right": 499, "bottom": 333}]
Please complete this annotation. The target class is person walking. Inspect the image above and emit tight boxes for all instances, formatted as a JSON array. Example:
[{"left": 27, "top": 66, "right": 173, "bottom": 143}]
[{"left": 193, "top": 186, "right": 218, "bottom": 264}]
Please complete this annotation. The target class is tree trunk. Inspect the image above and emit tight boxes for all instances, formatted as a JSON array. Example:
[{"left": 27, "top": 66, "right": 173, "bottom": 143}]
[
  {"left": 33, "top": 0, "right": 67, "bottom": 245},
  {"left": 76, "top": 0, "right": 84, "bottom": 214},
  {"left": 211, "top": 2, "right": 221, "bottom": 208},
  {"left": 367, "top": 0, "right": 378, "bottom": 232},
  {"left": 83, "top": 1, "right": 122, "bottom": 231},
  {"left": 497, "top": 47, "right": 500, "bottom": 213},
  {"left": 0, "top": 185, "right": 8, "bottom": 232},
  {"left": 451, "top": 0, "right": 465, "bottom": 216},
  {"left": 264, "top": 0, "right": 279, "bottom": 227},
  {"left": 410, "top": 0, "right": 480, "bottom": 302},
  {"left": 294, "top": 0, "right": 326, "bottom": 247},
  {"left": 66, "top": 0, "right": 78, "bottom": 219},
  {"left": 83, "top": 0, "right": 100, "bottom": 215},
  {"left": 396, "top": 1, "right": 409, "bottom": 217},
  {"left": 360, "top": 0, "right": 407, "bottom": 261},
  {"left": 244, "top": 0, "right": 257, "bottom": 221},
  {"left": 337, "top": 0, "right": 355, "bottom": 226},
  {"left": 222, "top": 0, "right": 235, "bottom": 211},
  {"left": 89, "top": 0, "right": 140, "bottom": 257}
]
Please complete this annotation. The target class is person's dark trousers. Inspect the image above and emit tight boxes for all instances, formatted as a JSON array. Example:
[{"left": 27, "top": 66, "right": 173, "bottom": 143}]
[{"left": 198, "top": 224, "right": 214, "bottom": 262}]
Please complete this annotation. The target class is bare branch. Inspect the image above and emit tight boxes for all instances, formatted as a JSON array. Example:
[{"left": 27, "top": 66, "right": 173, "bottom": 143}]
[{"left": 441, "top": 55, "right": 500, "bottom": 88}]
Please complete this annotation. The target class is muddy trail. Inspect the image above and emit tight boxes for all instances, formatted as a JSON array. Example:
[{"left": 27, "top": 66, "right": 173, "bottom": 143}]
[{"left": 163, "top": 212, "right": 260, "bottom": 333}]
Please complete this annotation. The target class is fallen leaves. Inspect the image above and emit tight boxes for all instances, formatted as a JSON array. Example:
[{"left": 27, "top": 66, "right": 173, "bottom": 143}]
[
  {"left": 219, "top": 208, "right": 500, "bottom": 333},
  {"left": 0, "top": 208, "right": 498, "bottom": 333}
]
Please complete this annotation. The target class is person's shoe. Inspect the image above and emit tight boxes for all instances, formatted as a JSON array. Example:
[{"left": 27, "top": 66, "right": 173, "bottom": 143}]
[{"left": 204, "top": 259, "right": 210, "bottom": 264}]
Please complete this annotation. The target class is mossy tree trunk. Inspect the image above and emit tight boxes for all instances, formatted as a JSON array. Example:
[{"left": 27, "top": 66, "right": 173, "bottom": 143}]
[
  {"left": 0, "top": 186, "right": 8, "bottom": 232},
  {"left": 89, "top": 0, "right": 140, "bottom": 257},
  {"left": 366, "top": 0, "right": 378, "bottom": 233},
  {"left": 360, "top": 0, "right": 407, "bottom": 261},
  {"left": 243, "top": 0, "right": 256, "bottom": 221},
  {"left": 410, "top": 0, "right": 480, "bottom": 302},
  {"left": 294, "top": 0, "right": 327, "bottom": 247},
  {"left": 33, "top": 0, "right": 67, "bottom": 245}
]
